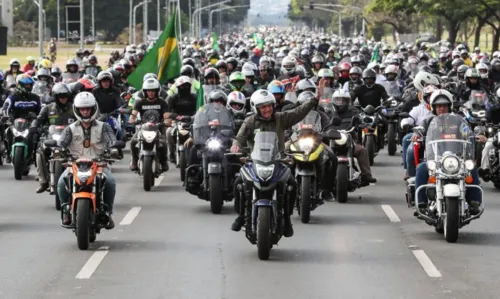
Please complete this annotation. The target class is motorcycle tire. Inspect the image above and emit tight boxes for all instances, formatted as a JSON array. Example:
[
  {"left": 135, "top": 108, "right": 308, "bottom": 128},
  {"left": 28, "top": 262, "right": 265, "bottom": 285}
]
[
  {"left": 387, "top": 123, "right": 397, "bottom": 156},
  {"left": 444, "top": 197, "right": 460, "bottom": 243},
  {"left": 13, "top": 147, "right": 24, "bottom": 180},
  {"left": 209, "top": 175, "right": 223, "bottom": 214},
  {"left": 300, "top": 176, "right": 312, "bottom": 223},
  {"left": 179, "top": 151, "right": 187, "bottom": 182},
  {"left": 143, "top": 156, "right": 154, "bottom": 191},
  {"left": 336, "top": 164, "right": 349, "bottom": 203},
  {"left": 54, "top": 162, "right": 63, "bottom": 211},
  {"left": 76, "top": 200, "right": 91, "bottom": 250},
  {"left": 257, "top": 206, "right": 272, "bottom": 260}
]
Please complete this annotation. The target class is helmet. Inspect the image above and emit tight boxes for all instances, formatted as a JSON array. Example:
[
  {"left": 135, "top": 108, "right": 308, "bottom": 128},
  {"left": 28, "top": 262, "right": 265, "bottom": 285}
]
[
  {"left": 267, "top": 80, "right": 285, "bottom": 94},
  {"left": 420, "top": 85, "right": 439, "bottom": 110},
  {"left": 51, "top": 66, "right": 62, "bottom": 77},
  {"left": 26, "top": 56, "right": 35, "bottom": 62},
  {"left": 215, "top": 60, "right": 227, "bottom": 71},
  {"left": 429, "top": 89, "right": 453, "bottom": 114},
  {"left": 227, "top": 91, "right": 246, "bottom": 114},
  {"left": 182, "top": 57, "right": 195, "bottom": 68},
  {"left": 465, "top": 68, "right": 481, "bottom": 79},
  {"left": 9, "top": 58, "right": 20, "bottom": 67},
  {"left": 414, "top": 71, "right": 440, "bottom": 92},
  {"left": 362, "top": 68, "right": 377, "bottom": 88},
  {"left": 16, "top": 73, "right": 35, "bottom": 93},
  {"left": 73, "top": 92, "right": 98, "bottom": 123},
  {"left": 143, "top": 73, "right": 158, "bottom": 81},
  {"left": 180, "top": 65, "right": 194, "bottom": 78},
  {"left": 318, "top": 68, "right": 334, "bottom": 79},
  {"left": 97, "top": 71, "right": 114, "bottom": 83},
  {"left": 297, "top": 90, "right": 315, "bottom": 105},
  {"left": 250, "top": 90, "right": 276, "bottom": 117},
  {"left": 36, "top": 68, "right": 51, "bottom": 80},
  {"left": 496, "top": 87, "right": 500, "bottom": 101},
  {"left": 142, "top": 78, "right": 161, "bottom": 94},
  {"left": 295, "top": 78, "right": 316, "bottom": 95},
  {"left": 39, "top": 59, "right": 52, "bottom": 69},
  {"left": 204, "top": 68, "right": 220, "bottom": 79},
  {"left": 208, "top": 90, "right": 228, "bottom": 106},
  {"left": 332, "top": 89, "right": 351, "bottom": 112},
  {"left": 281, "top": 56, "right": 297, "bottom": 75},
  {"left": 88, "top": 55, "right": 98, "bottom": 64},
  {"left": 475, "top": 63, "right": 489, "bottom": 79},
  {"left": 175, "top": 75, "right": 191, "bottom": 87},
  {"left": 229, "top": 71, "right": 245, "bottom": 83},
  {"left": 349, "top": 66, "right": 362, "bottom": 77},
  {"left": 51, "top": 82, "right": 72, "bottom": 104},
  {"left": 242, "top": 67, "right": 254, "bottom": 77},
  {"left": 311, "top": 55, "right": 324, "bottom": 65}
]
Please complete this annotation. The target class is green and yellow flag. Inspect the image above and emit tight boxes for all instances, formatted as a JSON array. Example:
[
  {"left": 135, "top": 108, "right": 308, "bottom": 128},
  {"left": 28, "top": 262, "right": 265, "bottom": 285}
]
[
  {"left": 212, "top": 32, "right": 219, "bottom": 52},
  {"left": 127, "top": 12, "right": 181, "bottom": 90},
  {"left": 196, "top": 86, "right": 204, "bottom": 110}
]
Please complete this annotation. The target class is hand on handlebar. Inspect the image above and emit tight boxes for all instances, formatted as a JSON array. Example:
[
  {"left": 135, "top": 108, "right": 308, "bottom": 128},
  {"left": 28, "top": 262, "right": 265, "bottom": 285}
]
[{"left": 230, "top": 145, "right": 240, "bottom": 153}]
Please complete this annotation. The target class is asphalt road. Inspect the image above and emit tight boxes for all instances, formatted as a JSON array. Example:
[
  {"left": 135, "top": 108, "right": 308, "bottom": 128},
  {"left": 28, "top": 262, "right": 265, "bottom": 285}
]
[{"left": 0, "top": 147, "right": 498, "bottom": 299}]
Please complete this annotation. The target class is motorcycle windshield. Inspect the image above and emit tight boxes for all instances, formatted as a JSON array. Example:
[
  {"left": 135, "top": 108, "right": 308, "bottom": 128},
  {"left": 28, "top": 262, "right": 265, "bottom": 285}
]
[
  {"left": 386, "top": 81, "right": 402, "bottom": 98},
  {"left": 192, "top": 103, "right": 234, "bottom": 145},
  {"left": 251, "top": 132, "right": 279, "bottom": 163},
  {"left": 292, "top": 110, "right": 322, "bottom": 133},
  {"left": 85, "top": 66, "right": 99, "bottom": 77},
  {"left": 319, "top": 88, "right": 334, "bottom": 113},
  {"left": 202, "top": 85, "right": 222, "bottom": 105},
  {"left": 13, "top": 118, "right": 29, "bottom": 131},
  {"left": 425, "top": 113, "right": 474, "bottom": 161},
  {"left": 48, "top": 125, "right": 66, "bottom": 141},
  {"left": 465, "top": 90, "right": 488, "bottom": 111},
  {"left": 219, "top": 74, "right": 229, "bottom": 85},
  {"left": 32, "top": 81, "right": 49, "bottom": 96},
  {"left": 284, "top": 91, "right": 297, "bottom": 103}
]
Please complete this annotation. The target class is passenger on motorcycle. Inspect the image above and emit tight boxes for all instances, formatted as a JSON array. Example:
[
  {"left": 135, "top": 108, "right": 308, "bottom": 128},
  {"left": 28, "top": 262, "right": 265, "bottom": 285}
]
[
  {"left": 129, "top": 78, "right": 169, "bottom": 172},
  {"left": 57, "top": 92, "right": 118, "bottom": 228},
  {"left": 92, "top": 71, "right": 124, "bottom": 140},
  {"left": 414, "top": 90, "right": 481, "bottom": 214},
  {"left": 226, "top": 91, "right": 246, "bottom": 133},
  {"left": 33, "top": 83, "right": 75, "bottom": 193},
  {"left": 330, "top": 89, "right": 377, "bottom": 186},
  {"left": 166, "top": 76, "right": 197, "bottom": 163}
]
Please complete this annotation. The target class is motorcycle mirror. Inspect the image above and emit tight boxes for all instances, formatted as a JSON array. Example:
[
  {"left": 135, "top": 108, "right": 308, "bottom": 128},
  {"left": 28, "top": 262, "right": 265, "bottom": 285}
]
[
  {"left": 399, "top": 112, "right": 410, "bottom": 118},
  {"left": 220, "top": 129, "right": 233, "bottom": 137},
  {"left": 413, "top": 126, "right": 424, "bottom": 133},
  {"left": 111, "top": 140, "right": 126, "bottom": 149},
  {"left": 44, "top": 139, "right": 58, "bottom": 148},
  {"left": 321, "top": 129, "right": 341, "bottom": 140},
  {"left": 330, "top": 117, "right": 342, "bottom": 126},
  {"left": 363, "top": 105, "right": 376, "bottom": 114}
]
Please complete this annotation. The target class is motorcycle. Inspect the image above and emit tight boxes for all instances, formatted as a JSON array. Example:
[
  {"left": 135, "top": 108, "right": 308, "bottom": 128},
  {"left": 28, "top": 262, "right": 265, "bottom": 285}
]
[
  {"left": 358, "top": 105, "right": 383, "bottom": 166},
  {"left": 289, "top": 112, "right": 341, "bottom": 223},
  {"left": 134, "top": 121, "right": 166, "bottom": 191},
  {"left": 10, "top": 115, "right": 36, "bottom": 180},
  {"left": 32, "top": 81, "right": 52, "bottom": 107},
  {"left": 84, "top": 66, "right": 100, "bottom": 78},
  {"left": 236, "top": 132, "right": 295, "bottom": 260},
  {"left": 380, "top": 97, "right": 403, "bottom": 156},
  {"left": 44, "top": 139, "right": 125, "bottom": 250},
  {"left": 168, "top": 113, "right": 192, "bottom": 182},
  {"left": 42, "top": 125, "right": 67, "bottom": 210},
  {"left": 461, "top": 91, "right": 488, "bottom": 166},
  {"left": 187, "top": 103, "right": 238, "bottom": 214},
  {"left": 414, "top": 114, "right": 483, "bottom": 243}
]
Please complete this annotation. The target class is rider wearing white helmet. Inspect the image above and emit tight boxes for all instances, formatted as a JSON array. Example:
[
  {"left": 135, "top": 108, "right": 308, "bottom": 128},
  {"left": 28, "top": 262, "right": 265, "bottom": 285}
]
[{"left": 57, "top": 91, "right": 122, "bottom": 228}]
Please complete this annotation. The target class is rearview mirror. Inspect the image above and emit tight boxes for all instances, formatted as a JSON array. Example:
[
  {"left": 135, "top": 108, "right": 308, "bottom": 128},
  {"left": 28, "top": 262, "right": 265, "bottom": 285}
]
[
  {"left": 399, "top": 112, "right": 410, "bottom": 118},
  {"left": 220, "top": 129, "right": 233, "bottom": 137},
  {"left": 321, "top": 129, "right": 341, "bottom": 140},
  {"left": 44, "top": 139, "right": 58, "bottom": 148}
]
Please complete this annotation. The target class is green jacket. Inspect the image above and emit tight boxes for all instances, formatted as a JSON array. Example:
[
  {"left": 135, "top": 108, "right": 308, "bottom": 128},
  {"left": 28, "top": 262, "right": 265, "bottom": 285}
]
[
  {"left": 232, "top": 98, "right": 318, "bottom": 151},
  {"left": 167, "top": 79, "right": 201, "bottom": 97}
]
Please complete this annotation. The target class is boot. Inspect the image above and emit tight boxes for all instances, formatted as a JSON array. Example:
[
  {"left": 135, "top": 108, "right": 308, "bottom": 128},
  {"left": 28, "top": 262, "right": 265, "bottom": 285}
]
[
  {"left": 106, "top": 216, "right": 115, "bottom": 230},
  {"left": 231, "top": 215, "right": 245, "bottom": 231},
  {"left": 62, "top": 212, "right": 71, "bottom": 225},
  {"left": 130, "top": 157, "right": 138, "bottom": 171},
  {"left": 161, "top": 160, "right": 169, "bottom": 172},
  {"left": 283, "top": 220, "right": 294, "bottom": 237},
  {"left": 36, "top": 182, "right": 49, "bottom": 193}
]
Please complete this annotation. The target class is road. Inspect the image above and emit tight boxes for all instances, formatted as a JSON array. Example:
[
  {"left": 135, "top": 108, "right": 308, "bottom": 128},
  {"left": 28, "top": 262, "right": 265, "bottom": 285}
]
[{"left": 0, "top": 148, "right": 498, "bottom": 299}]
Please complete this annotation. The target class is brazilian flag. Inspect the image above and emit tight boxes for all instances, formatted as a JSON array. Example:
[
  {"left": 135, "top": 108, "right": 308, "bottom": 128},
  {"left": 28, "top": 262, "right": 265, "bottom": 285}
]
[{"left": 128, "top": 12, "right": 181, "bottom": 90}]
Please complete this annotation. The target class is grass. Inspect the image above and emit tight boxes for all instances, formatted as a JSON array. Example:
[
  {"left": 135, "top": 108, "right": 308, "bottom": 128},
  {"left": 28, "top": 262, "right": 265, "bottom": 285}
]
[{"left": 0, "top": 43, "right": 122, "bottom": 70}]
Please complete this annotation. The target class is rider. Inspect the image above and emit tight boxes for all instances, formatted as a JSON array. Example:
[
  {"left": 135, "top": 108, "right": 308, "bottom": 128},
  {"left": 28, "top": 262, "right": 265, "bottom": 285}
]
[
  {"left": 414, "top": 89, "right": 481, "bottom": 214},
  {"left": 56, "top": 92, "right": 118, "bottom": 228},
  {"left": 33, "top": 83, "right": 75, "bottom": 193},
  {"left": 229, "top": 79, "right": 328, "bottom": 237},
  {"left": 48, "top": 38, "right": 57, "bottom": 59},
  {"left": 128, "top": 78, "right": 169, "bottom": 172},
  {"left": 330, "top": 89, "right": 377, "bottom": 186},
  {"left": 166, "top": 76, "right": 197, "bottom": 163},
  {"left": 92, "top": 71, "right": 124, "bottom": 140},
  {"left": 478, "top": 88, "right": 500, "bottom": 180}
]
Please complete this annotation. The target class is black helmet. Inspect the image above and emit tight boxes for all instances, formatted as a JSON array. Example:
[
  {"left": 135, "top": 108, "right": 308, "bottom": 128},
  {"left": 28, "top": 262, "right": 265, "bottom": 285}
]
[
  {"left": 362, "top": 69, "right": 377, "bottom": 88},
  {"left": 180, "top": 65, "right": 194, "bottom": 78}
]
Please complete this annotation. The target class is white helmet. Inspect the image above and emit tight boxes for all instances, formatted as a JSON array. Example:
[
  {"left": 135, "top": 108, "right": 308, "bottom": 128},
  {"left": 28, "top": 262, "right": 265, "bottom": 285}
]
[
  {"left": 250, "top": 90, "right": 276, "bottom": 117},
  {"left": 175, "top": 75, "right": 191, "bottom": 87},
  {"left": 73, "top": 92, "right": 98, "bottom": 123},
  {"left": 429, "top": 89, "right": 453, "bottom": 114},
  {"left": 496, "top": 87, "right": 500, "bottom": 101},
  {"left": 384, "top": 64, "right": 398, "bottom": 75},
  {"left": 97, "top": 71, "right": 114, "bottom": 82},
  {"left": 414, "top": 71, "right": 440, "bottom": 92},
  {"left": 142, "top": 78, "right": 161, "bottom": 93},
  {"left": 227, "top": 91, "right": 246, "bottom": 114},
  {"left": 475, "top": 63, "right": 489, "bottom": 79},
  {"left": 281, "top": 56, "right": 297, "bottom": 75},
  {"left": 9, "top": 58, "right": 20, "bottom": 66}
]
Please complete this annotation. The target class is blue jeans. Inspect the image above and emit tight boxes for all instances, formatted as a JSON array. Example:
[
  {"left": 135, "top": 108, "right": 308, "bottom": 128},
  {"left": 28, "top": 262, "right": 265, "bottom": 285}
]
[
  {"left": 106, "top": 116, "right": 123, "bottom": 140},
  {"left": 402, "top": 132, "right": 412, "bottom": 169},
  {"left": 57, "top": 167, "right": 116, "bottom": 214},
  {"left": 406, "top": 146, "right": 417, "bottom": 176},
  {"left": 415, "top": 163, "right": 481, "bottom": 205}
]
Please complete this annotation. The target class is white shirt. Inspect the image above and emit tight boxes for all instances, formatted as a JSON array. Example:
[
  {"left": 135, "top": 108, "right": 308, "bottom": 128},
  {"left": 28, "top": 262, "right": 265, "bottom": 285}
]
[{"left": 400, "top": 103, "right": 432, "bottom": 128}]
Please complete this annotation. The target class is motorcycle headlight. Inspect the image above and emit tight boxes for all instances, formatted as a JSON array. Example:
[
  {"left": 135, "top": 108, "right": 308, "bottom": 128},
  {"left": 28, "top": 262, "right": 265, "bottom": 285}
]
[
  {"left": 77, "top": 170, "right": 93, "bottom": 184},
  {"left": 206, "top": 138, "right": 221, "bottom": 150},
  {"left": 465, "top": 160, "right": 475, "bottom": 171},
  {"left": 335, "top": 132, "right": 348, "bottom": 146},
  {"left": 256, "top": 164, "right": 275, "bottom": 181},
  {"left": 298, "top": 137, "right": 314, "bottom": 155},
  {"left": 391, "top": 100, "right": 398, "bottom": 107},
  {"left": 427, "top": 160, "right": 436, "bottom": 171},
  {"left": 442, "top": 156, "right": 460, "bottom": 174},
  {"left": 13, "top": 128, "right": 28, "bottom": 138},
  {"left": 141, "top": 130, "right": 157, "bottom": 143}
]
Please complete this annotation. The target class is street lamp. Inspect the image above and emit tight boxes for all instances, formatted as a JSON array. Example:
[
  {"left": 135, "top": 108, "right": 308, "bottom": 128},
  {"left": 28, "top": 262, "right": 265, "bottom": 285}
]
[
  {"left": 209, "top": 5, "right": 249, "bottom": 34},
  {"left": 133, "top": 0, "right": 152, "bottom": 44},
  {"left": 311, "top": 3, "right": 365, "bottom": 37},
  {"left": 33, "top": 0, "right": 46, "bottom": 57},
  {"left": 310, "top": 6, "right": 341, "bottom": 38},
  {"left": 191, "top": 0, "right": 231, "bottom": 39}
]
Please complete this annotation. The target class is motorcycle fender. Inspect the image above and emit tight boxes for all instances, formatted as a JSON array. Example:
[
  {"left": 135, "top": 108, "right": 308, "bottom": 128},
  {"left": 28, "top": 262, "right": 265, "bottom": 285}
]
[
  {"left": 141, "top": 150, "right": 155, "bottom": 157},
  {"left": 11, "top": 142, "right": 28, "bottom": 158},
  {"left": 255, "top": 199, "right": 273, "bottom": 207},
  {"left": 71, "top": 192, "right": 97, "bottom": 213},
  {"left": 295, "top": 165, "right": 315, "bottom": 176},
  {"left": 207, "top": 162, "right": 222, "bottom": 174},
  {"left": 443, "top": 184, "right": 460, "bottom": 197},
  {"left": 337, "top": 156, "right": 349, "bottom": 163}
]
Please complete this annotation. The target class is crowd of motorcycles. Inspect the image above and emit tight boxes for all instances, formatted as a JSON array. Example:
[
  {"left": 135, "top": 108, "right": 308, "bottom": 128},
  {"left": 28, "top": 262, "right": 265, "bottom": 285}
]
[{"left": 1, "top": 26, "right": 500, "bottom": 260}]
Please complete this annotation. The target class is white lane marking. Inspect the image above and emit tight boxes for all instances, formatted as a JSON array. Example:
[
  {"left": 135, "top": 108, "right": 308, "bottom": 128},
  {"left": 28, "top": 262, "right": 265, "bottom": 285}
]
[
  {"left": 154, "top": 174, "right": 164, "bottom": 187},
  {"left": 75, "top": 246, "right": 109, "bottom": 279},
  {"left": 412, "top": 250, "right": 442, "bottom": 278},
  {"left": 119, "top": 207, "right": 142, "bottom": 225},
  {"left": 381, "top": 204, "right": 401, "bottom": 222}
]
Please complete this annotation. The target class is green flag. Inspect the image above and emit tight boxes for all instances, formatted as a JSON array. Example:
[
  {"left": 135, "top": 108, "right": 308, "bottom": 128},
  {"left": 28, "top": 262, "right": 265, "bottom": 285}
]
[
  {"left": 127, "top": 12, "right": 181, "bottom": 90},
  {"left": 196, "top": 86, "right": 204, "bottom": 110},
  {"left": 371, "top": 44, "right": 380, "bottom": 63},
  {"left": 212, "top": 32, "right": 219, "bottom": 52}
]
